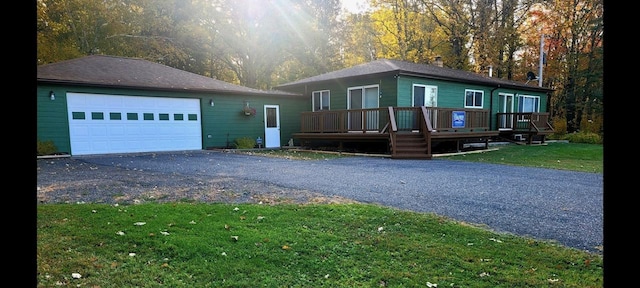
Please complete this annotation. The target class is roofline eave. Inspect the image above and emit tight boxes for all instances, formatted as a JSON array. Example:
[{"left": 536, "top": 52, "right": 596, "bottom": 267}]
[{"left": 37, "top": 79, "right": 302, "bottom": 97}]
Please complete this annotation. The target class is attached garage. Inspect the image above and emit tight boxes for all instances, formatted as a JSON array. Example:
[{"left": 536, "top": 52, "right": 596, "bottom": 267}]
[
  {"left": 66, "top": 93, "right": 202, "bottom": 155},
  {"left": 37, "top": 55, "right": 307, "bottom": 156}
]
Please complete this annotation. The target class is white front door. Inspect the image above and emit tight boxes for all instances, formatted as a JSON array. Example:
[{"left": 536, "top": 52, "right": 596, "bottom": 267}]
[{"left": 264, "top": 105, "right": 280, "bottom": 148}]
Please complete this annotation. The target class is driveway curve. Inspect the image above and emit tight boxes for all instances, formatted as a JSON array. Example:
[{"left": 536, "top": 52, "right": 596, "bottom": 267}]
[{"left": 37, "top": 150, "right": 603, "bottom": 254}]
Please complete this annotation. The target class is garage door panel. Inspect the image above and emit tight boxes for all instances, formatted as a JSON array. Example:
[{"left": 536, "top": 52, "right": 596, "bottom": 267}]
[{"left": 67, "top": 93, "right": 202, "bottom": 155}]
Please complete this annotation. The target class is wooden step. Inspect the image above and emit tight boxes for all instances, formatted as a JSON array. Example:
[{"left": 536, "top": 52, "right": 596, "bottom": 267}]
[
  {"left": 391, "top": 153, "right": 432, "bottom": 159},
  {"left": 391, "top": 132, "right": 430, "bottom": 159}
]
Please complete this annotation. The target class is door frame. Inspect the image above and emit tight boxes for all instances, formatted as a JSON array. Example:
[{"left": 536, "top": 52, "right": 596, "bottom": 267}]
[{"left": 263, "top": 105, "right": 280, "bottom": 148}]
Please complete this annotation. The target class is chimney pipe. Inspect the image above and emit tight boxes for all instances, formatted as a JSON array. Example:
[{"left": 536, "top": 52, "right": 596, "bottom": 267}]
[{"left": 433, "top": 56, "right": 443, "bottom": 67}]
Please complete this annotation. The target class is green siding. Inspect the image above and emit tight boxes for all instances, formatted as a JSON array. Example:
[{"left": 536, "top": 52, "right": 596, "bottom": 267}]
[
  {"left": 281, "top": 74, "right": 400, "bottom": 110},
  {"left": 201, "top": 94, "right": 308, "bottom": 148},
  {"left": 37, "top": 85, "right": 73, "bottom": 154}
]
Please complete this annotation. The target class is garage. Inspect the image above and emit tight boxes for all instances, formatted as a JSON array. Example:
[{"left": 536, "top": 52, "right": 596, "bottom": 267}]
[{"left": 67, "top": 92, "right": 202, "bottom": 155}]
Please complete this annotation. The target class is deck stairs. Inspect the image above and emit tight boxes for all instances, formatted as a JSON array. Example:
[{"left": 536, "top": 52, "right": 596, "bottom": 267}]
[{"left": 391, "top": 131, "right": 431, "bottom": 159}]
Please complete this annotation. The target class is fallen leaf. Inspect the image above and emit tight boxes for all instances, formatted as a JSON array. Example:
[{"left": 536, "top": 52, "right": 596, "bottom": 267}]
[
  {"left": 231, "top": 236, "right": 239, "bottom": 242},
  {"left": 282, "top": 245, "right": 291, "bottom": 250},
  {"left": 134, "top": 222, "right": 146, "bottom": 226},
  {"left": 71, "top": 273, "right": 82, "bottom": 279}
]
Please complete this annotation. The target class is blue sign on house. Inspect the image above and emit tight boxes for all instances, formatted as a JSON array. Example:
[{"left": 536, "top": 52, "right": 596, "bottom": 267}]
[{"left": 452, "top": 111, "right": 465, "bottom": 128}]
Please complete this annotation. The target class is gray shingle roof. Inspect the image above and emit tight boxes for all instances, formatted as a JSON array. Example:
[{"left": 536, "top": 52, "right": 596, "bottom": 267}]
[
  {"left": 276, "top": 58, "right": 552, "bottom": 92},
  {"left": 37, "top": 55, "right": 299, "bottom": 96}
]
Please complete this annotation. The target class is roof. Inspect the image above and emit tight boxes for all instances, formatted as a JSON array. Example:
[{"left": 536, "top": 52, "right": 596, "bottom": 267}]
[
  {"left": 276, "top": 58, "right": 552, "bottom": 93},
  {"left": 37, "top": 55, "right": 299, "bottom": 97}
]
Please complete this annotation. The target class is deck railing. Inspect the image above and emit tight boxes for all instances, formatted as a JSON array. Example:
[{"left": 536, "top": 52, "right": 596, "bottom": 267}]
[
  {"left": 496, "top": 112, "right": 553, "bottom": 132},
  {"left": 300, "top": 107, "right": 491, "bottom": 133}
]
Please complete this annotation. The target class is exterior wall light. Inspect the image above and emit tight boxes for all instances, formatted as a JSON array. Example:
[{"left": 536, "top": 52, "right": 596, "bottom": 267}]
[
  {"left": 209, "top": 99, "right": 215, "bottom": 107},
  {"left": 49, "top": 91, "right": 55, "bottom": 101}
]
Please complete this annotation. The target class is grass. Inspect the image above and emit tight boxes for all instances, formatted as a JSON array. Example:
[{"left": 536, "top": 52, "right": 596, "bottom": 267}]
[
  {"left": 37, "top": 203, "right": 602, "bottom": 287},
  {"left": 244, "top": 142, "right": 603, "bottom": 174},
  {"left": 38, "top": 142, "right": 604, "bottom": 287},
  {"left": 438, "top": 142, "right": 603, "bottom": 173}
]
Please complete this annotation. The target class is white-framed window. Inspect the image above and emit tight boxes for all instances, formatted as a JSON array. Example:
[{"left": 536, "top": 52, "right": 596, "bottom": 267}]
[
  {"left": 517, "top": 94, "right": 540, "bottom": 113},
  {"left": 347, "top": 85, "right": 379, "bottom": 131},
  {"left": 347, "top": 85, "right": 379, "bottom": 109},
  {"left": 412, "top": 84, "right": 437, "bottom": 107},
  {"left": 464, "top": 89, "right": 484, "bottom": 108},
  {"left": 312, "top": 90, "right": 330, "bottom": 111}
]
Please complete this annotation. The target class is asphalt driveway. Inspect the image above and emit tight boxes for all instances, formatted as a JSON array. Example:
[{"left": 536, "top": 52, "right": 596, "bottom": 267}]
[{"left": 37, "top": 150, "right": 603, "bottom": 254}]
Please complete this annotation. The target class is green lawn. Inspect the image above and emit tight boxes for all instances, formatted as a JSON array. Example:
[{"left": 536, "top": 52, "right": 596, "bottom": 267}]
[
  {"left": 246, "top": 141, "right": 603, "bottom": 174},
  {"left": 38, "top": 203, "right": 602, "bottom": 287},
  {"left": 438, "top": 142, "right": 603, "bottom": 173}
]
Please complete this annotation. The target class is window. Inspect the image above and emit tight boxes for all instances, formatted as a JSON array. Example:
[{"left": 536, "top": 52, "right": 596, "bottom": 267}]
[
  {"left": 110, "top": 112, "right": 122, "bottom": 120},
  {"left": 517, "top": 94, "right": 540, "bottom": 113},
  {"left": 91, "top": 112, "right": 104, "bottom": 120},
  {"left": 412, "top": 84, "right": 437, "bottom": 107},
  {"left": 159, "top": 113, "right": 169, "bottom": 120},
  {"left": 127, "top": 113, "right": 138, "bottom": 120},
  {"left": 348, "top": 85, "right": 379, "bottom": 109},
  {"left": 143, "top": 113, "right": 154, "bottom": 120},
  {"left": 312, "top": 90, "right": 330, "bottom": 111},
  {"left": 464, "top": 89, "right": 483, "bottom": 108},
  {"left": 174, "top": 113, "right": 184, "bottom": 121},
  {"left": 72, "top": 112, "right": 85, "bottom": 120},
  {"left": 347, "top": 85, "right": 380, "bottom": 130}
]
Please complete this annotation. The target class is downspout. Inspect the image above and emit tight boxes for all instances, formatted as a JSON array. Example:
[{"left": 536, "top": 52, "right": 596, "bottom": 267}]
[
  {"left": 546, "top": 91, "right": 552, "bottom": 116},
  {"left": 489, "top": 86, "right": 500, "bottom": 130}
]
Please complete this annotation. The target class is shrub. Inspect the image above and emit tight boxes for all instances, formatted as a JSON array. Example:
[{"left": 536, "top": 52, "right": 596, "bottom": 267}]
[
  {"left": 234, "top": 137, "right": 256, "bottom": 149},
  {"left": 550, "top": 117, "right": 567, "bottom": 139},
  {"left": 565, "top": 132, "right": 602, "bottom": 144},
  {"left": 580, "top": 114, "right": 603, "bottom": 135},
  {"left": 37, "top": 140, "right": 58, "bottom": 156}
]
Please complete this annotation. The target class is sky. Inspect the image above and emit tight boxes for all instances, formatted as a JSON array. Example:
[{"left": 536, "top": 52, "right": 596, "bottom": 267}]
[{"left": 341, "top": 0, "right": 369, "bottom": 14}]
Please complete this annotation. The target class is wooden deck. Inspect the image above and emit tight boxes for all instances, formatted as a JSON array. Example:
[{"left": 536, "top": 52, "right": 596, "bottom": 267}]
[
  {"left": 294, "top": 107, "right": 508, "bottom": 159},
  {"left": 496, "top": 112, "right": 554, "bottom": 144}
]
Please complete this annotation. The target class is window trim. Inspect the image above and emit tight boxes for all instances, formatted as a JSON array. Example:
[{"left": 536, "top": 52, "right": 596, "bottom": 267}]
[
  {"left": 517, "top": 94, "right": 540, "bottom": 113},
  {"left": 412, "top": 84, "right": 438, "bottom": 107},
  {"left": 464, "top": 89, "right": 484, "bottom": 108},
  {"left": 312, "top": 90, "right": 330, "bottom": 111},
  {"left": 347, "top": 84, "right": 380, "bottom": 109}
]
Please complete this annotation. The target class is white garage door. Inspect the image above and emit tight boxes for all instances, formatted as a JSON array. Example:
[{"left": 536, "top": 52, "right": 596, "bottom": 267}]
[{"left": 67, "top": 93, "right": 202, "bottom": 155}]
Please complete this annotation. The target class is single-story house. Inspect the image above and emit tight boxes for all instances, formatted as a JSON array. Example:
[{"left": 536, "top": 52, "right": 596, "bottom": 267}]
[
  {"left": 275, "top": 58, "right": 555, "bottom": 158},
  {"left": 38, "top": 55, "right": 554, "bottom": 159},
  {"left": 37, "top": 55, "right": 307, "bottom": 156}
]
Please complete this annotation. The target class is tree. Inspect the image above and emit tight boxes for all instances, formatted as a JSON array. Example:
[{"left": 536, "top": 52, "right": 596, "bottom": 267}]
[{"left": 521, "top": 0, "right": 603, "bottom": 133}]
